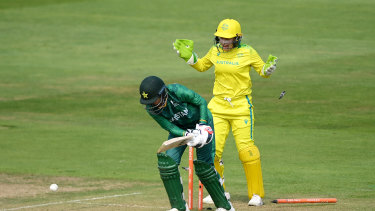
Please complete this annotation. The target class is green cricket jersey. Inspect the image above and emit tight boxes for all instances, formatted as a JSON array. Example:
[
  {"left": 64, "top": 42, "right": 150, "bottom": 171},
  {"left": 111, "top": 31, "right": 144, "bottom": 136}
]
[{"left": 147, "top": 84, "right": 212, "bottom": 137}]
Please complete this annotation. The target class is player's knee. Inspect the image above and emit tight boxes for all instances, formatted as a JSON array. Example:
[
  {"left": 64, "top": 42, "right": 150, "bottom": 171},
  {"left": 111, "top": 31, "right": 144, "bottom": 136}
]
[
  {"left": 239, "top": 145, "right": 260, "bottom": 164},
  {"left": 237, "top": 139, "right": 255, "bottom": 152},
  {"left": 157, "top": 153, "right": 178, "bottom": 175}
]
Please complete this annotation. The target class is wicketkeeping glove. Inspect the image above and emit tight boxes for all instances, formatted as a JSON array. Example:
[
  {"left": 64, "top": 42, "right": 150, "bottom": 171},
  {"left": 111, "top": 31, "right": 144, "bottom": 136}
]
[
  {"left": 262, "top": 54, "right": 278, "bottom": 76},
  {"left": 173, "top": 39, "right": 198, "bottom": 65}
]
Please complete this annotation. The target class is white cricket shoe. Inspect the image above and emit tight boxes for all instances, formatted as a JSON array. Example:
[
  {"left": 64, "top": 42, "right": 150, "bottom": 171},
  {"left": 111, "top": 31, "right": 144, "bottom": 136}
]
[
  {"left": 203, "top": 192, "right": 231, "bottom": 204},
  {"left": 248, "top": 194, "right": 263, "bottom": 206},
  {"left": 166, "top": 203, "right": 190, "bottom": 211},
  {"left": 216, "top": 201, "right": 235, "bottom": 211}
]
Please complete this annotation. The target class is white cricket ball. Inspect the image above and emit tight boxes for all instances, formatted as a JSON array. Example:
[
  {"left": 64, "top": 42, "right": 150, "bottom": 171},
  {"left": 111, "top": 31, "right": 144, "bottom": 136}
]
[{"left": 50, "top": 184, "right": 58, "bottom": 191}]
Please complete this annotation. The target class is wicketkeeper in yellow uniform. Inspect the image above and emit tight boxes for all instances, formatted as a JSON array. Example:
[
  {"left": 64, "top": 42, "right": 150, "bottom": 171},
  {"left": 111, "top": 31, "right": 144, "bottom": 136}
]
[{"left": 173, "top": 19, "right": 278, "bottom": 206}]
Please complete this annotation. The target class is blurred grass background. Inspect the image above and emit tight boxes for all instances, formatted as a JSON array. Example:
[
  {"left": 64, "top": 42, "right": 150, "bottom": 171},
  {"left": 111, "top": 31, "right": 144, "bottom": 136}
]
[{"left": 0, "top": 0, "right": 374, "bottom": 210}]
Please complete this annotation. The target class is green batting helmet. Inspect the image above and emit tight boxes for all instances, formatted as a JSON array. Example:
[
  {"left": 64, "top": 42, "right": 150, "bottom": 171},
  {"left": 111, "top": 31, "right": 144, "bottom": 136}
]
[{"left": 139, "top": 76, "right": 166, "bottom": 105}]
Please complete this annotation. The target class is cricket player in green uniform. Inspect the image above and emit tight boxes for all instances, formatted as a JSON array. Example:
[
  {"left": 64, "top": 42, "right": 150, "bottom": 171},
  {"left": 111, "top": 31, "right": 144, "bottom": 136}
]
[
  {"left": 173, "top": 19, "right": 278, "bottom": 206},
  {"left": 139, "top": 76, "right": 234, "bottom": 211}
]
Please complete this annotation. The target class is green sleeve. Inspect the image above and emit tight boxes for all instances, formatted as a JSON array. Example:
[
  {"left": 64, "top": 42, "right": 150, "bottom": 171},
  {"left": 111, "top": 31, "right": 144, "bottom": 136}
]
[
  {"left": 175, "top": 84, "right": 209, "bottom": 125},
  {"left": 148, "top": 84, "right": 210, "bottom": 137},
  {"left": 150, "top": 114, "right": 186, "bottom": 137}
]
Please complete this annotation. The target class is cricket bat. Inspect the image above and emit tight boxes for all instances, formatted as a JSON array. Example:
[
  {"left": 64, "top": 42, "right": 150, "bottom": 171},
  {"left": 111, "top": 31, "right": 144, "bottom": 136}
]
[{"left": 157, "top": 136, "right": 193, "bottom": 153}]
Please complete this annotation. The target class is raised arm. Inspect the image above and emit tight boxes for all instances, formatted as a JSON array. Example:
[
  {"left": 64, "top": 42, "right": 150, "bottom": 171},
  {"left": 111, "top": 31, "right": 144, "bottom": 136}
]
[{"left": 173, "top": 39, "right": 213, "bottom": 72}]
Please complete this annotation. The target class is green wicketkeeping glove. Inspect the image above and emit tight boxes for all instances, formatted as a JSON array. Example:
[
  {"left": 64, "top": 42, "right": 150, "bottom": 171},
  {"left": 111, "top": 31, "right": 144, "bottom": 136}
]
[
  {"left": 173, "top": 39, "right": 198, "bottom": 65},
  {"left": 262, "top": 54, "right": 278, "bottom": 76}
]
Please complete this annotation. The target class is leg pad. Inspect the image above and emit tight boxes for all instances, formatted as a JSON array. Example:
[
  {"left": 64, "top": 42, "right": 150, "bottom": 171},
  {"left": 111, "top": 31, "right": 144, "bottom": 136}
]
[
  {"left": 194, "top": 160, "right": 231, "bottom": 210},
  {"left": 157, "top": 153, "right": 186, "bottom": 211}
]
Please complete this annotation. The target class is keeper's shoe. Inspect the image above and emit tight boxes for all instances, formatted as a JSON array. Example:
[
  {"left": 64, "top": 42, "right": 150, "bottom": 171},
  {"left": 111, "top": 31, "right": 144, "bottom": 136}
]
[
  {"left": 203, "top": 192, "right": 231, "bottom": 204},
  {"left": 166, "top": 203, "right": 190, "bottom": 211},
  {"left": 248, "top": 194, "right": 264, "bottom": 206},
  {"left": 216, "top": 201, "right": 235, "bottom": 211}
]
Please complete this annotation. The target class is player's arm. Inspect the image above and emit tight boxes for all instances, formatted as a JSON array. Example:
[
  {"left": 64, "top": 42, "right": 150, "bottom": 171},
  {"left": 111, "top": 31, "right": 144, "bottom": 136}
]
[
  {"left": 249, "top": 47, "right": 278, "bottom": 78},
  {"left": 173, "top": 39, "right": 213, "bottom": 72},
  {"left": 191, "top": 49, "right": 214, "bottom": 72},
  {"left": 150, "top": 114, "right": 186, "bottom": 137},
  {"left": 174, "top": 84, "right": 209, "bottom": 125},
  {"left": 150, "top": 114, "right": 211, "bottom": 148},
  {"left": 248, "top": 47, "right": 267, "bottom": 77}
]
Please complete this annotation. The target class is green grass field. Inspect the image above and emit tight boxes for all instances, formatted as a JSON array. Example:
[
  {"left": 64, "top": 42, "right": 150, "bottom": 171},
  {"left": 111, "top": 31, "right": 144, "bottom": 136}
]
[{"left": 1, "top": 0, "right": 374, "bottom": 210}]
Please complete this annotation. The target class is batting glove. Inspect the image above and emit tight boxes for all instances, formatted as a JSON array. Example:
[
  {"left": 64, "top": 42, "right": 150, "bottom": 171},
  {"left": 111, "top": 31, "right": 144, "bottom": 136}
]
[
  {"left": 173, "top": 39, "right": 198, "bottom": 65},
  {"left": 185, "top": 128, "right": 200, "bottom": 138},
  {"left": 262, "top": 54, "right": 278, "bottom": 76},
  {"left": 185, "top": 128, "right": 203, "bottom": 148},
  {"left": 197, "top": 124, "right": 213, "bottom": 144},
  {"left": 186, "top": 124, "right": 213, "bottom": 148}
]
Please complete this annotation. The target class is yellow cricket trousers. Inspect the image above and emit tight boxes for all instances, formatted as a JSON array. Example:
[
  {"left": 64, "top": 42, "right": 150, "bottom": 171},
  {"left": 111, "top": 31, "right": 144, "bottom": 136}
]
[{"left": 208, "top": 95, "right": 265, "bottom": 199}]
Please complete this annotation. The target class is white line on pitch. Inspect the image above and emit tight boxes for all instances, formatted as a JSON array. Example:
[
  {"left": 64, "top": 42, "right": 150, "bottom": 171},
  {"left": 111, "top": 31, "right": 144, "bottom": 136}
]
[
  {"left": 75, "top": 201, "right": 168, "bottom": 209},
  {"left": 3, "top": 192, "right": 141, "bottom": 211}
]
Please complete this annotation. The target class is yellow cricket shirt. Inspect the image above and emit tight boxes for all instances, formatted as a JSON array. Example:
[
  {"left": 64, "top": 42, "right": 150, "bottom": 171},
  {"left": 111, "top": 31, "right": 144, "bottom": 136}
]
[{"left": 192, "top": 44, "right": 268, "bottom": 99}]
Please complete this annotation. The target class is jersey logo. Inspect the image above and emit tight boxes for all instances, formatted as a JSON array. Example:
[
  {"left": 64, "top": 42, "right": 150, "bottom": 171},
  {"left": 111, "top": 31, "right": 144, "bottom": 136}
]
[
  {"left": 237, "top": 53, "right": 244, "bottom": 57},
  {"left": 170, "top": 108, "right": 189, "bottom": 122},
  {"left": 170, "top": 100, "right": 179, "bottom": 107},
  {"left": 244, "top": 119, "right": 248, "bottom": 124},
  {"left": 216, "top": 60, "right": 239, "bottom": 65}
]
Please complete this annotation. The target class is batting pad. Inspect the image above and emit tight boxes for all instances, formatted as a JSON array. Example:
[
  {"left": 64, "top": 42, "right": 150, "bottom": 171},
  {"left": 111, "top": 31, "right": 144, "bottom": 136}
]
[
  {"left": 194, "top": 160, "right": 232, "bottom": 210},
  {"left": 157, "top": 153, "right": 187, "bottom": 210}
]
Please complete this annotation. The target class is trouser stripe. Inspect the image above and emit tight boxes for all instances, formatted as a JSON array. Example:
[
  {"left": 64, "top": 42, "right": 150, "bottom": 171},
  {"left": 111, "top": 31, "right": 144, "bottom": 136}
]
[{"left": 245, "top": 95, "right": 253, "bottom": 140}]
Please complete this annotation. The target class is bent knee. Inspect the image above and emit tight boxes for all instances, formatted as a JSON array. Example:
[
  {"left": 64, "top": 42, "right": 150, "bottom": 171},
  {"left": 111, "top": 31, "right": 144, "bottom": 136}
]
[{"left": 239, "top": 145, "right": 260, "bottom": 163}]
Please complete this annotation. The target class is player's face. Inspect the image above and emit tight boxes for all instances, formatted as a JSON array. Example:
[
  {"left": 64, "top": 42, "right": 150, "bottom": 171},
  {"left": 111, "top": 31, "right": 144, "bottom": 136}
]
[
  {"left": 148, "top": 93, "right": 168, "bottom": 115},
  {"left": 152, "top": 97, "right": 161, "bottom": 106},
  {"left": 219, "top": 37, "right": 235, "bottom": 51}
]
